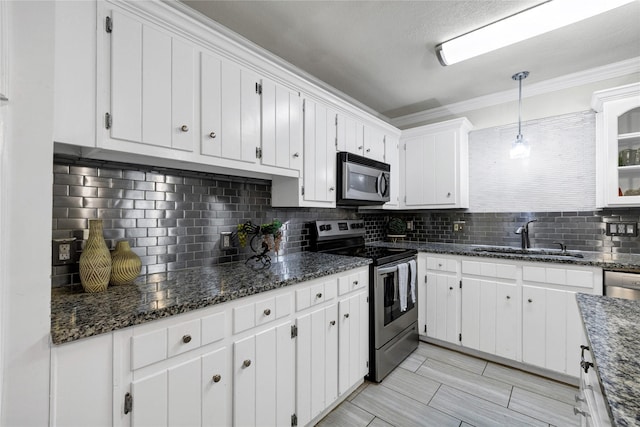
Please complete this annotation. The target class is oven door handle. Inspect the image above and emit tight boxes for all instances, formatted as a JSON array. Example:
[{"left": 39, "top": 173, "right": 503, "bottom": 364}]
[{"left": 377, "top": 265, "right": 398, "bottom": 275}]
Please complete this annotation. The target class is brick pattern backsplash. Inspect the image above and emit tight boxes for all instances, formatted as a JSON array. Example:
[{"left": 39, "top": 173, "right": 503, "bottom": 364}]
[
  {"left": 362, "top": 210, "right": 640, "bottom": 254},
  {"left": 51, "top": 155, "right": 358, "bottom": 287}
]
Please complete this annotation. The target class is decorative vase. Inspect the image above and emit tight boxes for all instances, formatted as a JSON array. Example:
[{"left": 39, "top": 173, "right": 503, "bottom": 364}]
[
  {"left": 110, "top": 240, "right": 142, "bottom": 285},
  {"left": 79, "top": 219, "right": 112, "bottom": 293}
]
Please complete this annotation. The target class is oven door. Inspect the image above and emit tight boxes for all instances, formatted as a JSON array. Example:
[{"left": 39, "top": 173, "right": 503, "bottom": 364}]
[{"left": 373, "top": 258, "right": 418, "bottom": 348}]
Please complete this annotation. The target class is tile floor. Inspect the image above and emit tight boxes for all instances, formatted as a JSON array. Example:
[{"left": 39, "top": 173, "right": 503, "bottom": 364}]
[{"left": 316, "top": 342, "right": 581, "bottom": 427}]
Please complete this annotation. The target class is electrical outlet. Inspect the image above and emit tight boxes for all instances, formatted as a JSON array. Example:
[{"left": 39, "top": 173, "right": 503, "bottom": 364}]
[
  {"left": 52, "top": 238, "right": 77, "bottom": 266},
  {"left": 406, "top": 221, "right": 414, "bottom": 231},
  {"left": 606, "top": 222, "right": 638, "bottom": 237},
  {"left": 220, "top": 232, "right": 233, "bottom": 249},
  {"left": 453, "top": 221, "right": 466, "bottom": 232}
]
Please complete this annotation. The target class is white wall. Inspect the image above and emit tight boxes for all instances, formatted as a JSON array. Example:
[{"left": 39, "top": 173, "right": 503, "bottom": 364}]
[{"left": 1, "top": 2, "right": 54, "bottom": 425}]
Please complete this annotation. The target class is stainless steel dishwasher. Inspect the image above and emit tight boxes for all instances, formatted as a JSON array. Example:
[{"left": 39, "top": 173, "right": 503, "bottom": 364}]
[{"left": 604, "top": 270, "right": 640, "bottom": 300}]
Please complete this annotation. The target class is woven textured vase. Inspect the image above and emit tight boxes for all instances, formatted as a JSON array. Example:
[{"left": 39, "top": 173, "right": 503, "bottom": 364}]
[
  {"left": 110, "top": 240, "right": 141, "bottom": 286},
  {"left": 79, "top": 219, "right": 111, "bottom": 293}
]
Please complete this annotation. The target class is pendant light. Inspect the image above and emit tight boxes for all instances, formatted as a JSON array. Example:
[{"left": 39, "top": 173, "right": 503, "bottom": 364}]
[{"left": 510, "top": 71, "right": 530, "bottom": 159}]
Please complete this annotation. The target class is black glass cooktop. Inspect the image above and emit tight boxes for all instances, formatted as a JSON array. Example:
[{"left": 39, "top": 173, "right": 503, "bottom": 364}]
[{"left": 328, "top": 245, "right": 416, "bottom": 266}]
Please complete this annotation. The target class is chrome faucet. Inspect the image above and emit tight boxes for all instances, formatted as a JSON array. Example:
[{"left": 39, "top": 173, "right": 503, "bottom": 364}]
[{"left": 515, "top": 219, "right": 537, "bottom": 250}]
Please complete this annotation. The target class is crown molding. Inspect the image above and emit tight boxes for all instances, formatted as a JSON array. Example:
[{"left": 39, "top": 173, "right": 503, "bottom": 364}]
[{"left": 391, "top": 57, "right": 640, "bottom": 128}]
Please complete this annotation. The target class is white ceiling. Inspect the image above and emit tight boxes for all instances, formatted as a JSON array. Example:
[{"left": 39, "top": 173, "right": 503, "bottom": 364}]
[{"left": 181, "top": 0, "right": 640, "bottom": 120}]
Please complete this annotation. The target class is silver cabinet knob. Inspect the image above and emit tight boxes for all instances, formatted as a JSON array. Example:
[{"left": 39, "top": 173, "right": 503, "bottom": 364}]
[
  {"left": 344, "top": 313, "right": 349, "bottom": 318},
  {"left": 243, "top": 359, "right": 251, "bottom": 368},
  {"left": 293, "top": 152, "right": 300, "bottom": 158},
  {"left": 446, "top": 192, "right": 451, "bottom": 197},
  {"left": 212, "top": 374, "right": 222, "bottom": 383},
  {"left": 528, "top": 298, "right": 533, "bottom": 303},
  {"left": 209, "top": 131, "right": 217, "bottom": 139},
  {"left": 506, "top": 295, "right": 511, "bottom": 299},
  {"left": 449, "top": 286, "right": 453, "bottom": 290},
  {"left": 358, "top": 145, "right": 363, "bottom": 150},
  {"left": 366, "top": 148, "right": 371, "bottom": 152},
  {"left": 316, "top": 293, "right": 323, "bottom": 299},
  {"left": 329, "top": 187, "right": 335, "bottom": 191},
  {"left": 575, "top": 394, "right": 585, "bottom": 403},
  {"left": 182, "top": 334, "right": 192, "bottom": 344},
  {"left": 181, "top": 125, "right": 189, "bottom": 132},
  {"left": 353, "top": 280, "right": 358, "bottom": 286},
  {"left": 263, "top": 308, "right": 271, "bottom": 316},
  {"left": 330, "top": 320, "right": 336, "bottom": 326}
]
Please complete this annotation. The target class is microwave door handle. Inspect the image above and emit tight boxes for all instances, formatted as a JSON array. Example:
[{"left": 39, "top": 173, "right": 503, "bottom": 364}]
[{"left": 376, "top": 172, "right": 384, "bottom": 197}]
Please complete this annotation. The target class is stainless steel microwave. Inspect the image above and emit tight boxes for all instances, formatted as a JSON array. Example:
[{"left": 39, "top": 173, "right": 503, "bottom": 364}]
[{"left": 336, "top": 152, "right": 390, "bottom": 205}]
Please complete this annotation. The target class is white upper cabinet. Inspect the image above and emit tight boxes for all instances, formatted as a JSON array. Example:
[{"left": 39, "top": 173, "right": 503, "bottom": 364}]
[
  {"left": 336, "top": 113, "right": 364, "bottom": 156},
  {"left": 593, "top": 83, "right": 640, "bottom": 207},
  {"left": 200, "top": 51, "right": 260, "bottom": 163},
  {"left": 362, "top": 125, "right": 386, "bottom": 163},
  {"left": 260, "top": 78, "right": 303, "bottom": 171},
  {"left": 384, "top": 134, "right": 400, "bottom": 208},
  {"left": 0, "top": 1, "right": 7, "bottom": 102},
  {"left": 108, "top": 9, "right": 196, "bottom": 151},
  {"left": 400, "top": 118, "right": 471, "bottom": 209},
  {"left": 303, "top": 98, "right": 337, "bottom": 204}
]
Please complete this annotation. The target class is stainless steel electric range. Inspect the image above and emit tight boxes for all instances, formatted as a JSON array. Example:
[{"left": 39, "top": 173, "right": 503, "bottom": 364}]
[{"left": 310, "top": 219, "right": 419, "bottom": 382}]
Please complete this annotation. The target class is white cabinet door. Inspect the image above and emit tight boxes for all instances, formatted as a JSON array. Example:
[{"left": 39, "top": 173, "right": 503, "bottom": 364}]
[
  {"left": 325, "top": 304, "right": 339, "bottom": 407},
  {"left": 338, "top": 291, "right": 368, "bottom": 395},
  {"left": 109, "top": 10, "right": 195, "bottom": 151},
  {"left": 200, "top": 50, "right": 223, "bottom": 158},
  {"left": 426, "top": 272, "right": 460, "bottom": 344},
  {"left": 336, "top": 113, "right": 364, "bottom": 156},
  {"left": 132, "top": 370, "right": 168, "bottom": 427},
  {"left": 384, "top": 134, "right": 400, "bottom": 207},
  {"left": 167, "top": 357, "right": 201, "bottom": 427},
  {"left": 261, "top": 79, "right": 302, "bottom": 171},
  {"left": 202, "top": 347, "right": 229, "bottom": 427},
  {"left": 233, "top": 322, "right": 293, "bottom": 427},
  {"left": 363, "top": 125, "right": 385, "bottom": 162},
  {"left": 495, "top": 283, "right": 518, "bottom": 360},
  {"left": 522, "top": 285, "right": 547, "bottom": 369},
  {"left": 303, "top": 98, "right": 336, "bottom": 204},
  {"left": 401, "top": 118, "right": 471, "bottom": 209}
]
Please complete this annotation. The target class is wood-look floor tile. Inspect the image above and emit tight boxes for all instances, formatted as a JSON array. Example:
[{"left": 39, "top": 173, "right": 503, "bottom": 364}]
[
  {"left": 509, "top": 387, "right": 580, "bottom": 427},
  {"left": 347, "top": 381, "right": 369, "bottom": 402},
  {"left": 351, "top": 382, "right": 461, "bottom": 427},
  {"left": 483, "top": 362, "right": 577, "bottom": 405},
  {"left": 315, "top": 400, "right": 375, "bottom": 427},
  {"left": 398, "top": 352, "right": 427, "bottom": 372},
  {"left": 417, "top": 358, "right": 513, "bottom": 407},
  {"left": 429, "top": 384, "right": 548, "bottom": 427},
  {"left": 416, "top": 343, "right": 487, "bottom": 374},
  {"left": 381, "top": 366, "right": 440, "bottom": 405},
  {"left": 367, "top": 417, "right": 395, "bottom": 427}
]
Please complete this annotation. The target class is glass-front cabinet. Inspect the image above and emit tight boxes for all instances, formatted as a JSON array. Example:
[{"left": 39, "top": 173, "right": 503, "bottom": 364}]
[{"left": 593, "top": 83, "right": 640, "bottom": 207}]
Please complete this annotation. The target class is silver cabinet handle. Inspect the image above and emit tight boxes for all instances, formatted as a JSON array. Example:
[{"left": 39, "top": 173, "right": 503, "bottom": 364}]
[
  {"left": 353, "top": 280, "right": 359, "bottom": 286},
  {"left": 575, "top": 394, "right": 585, "bottom": 403},
  {"left": 330, "top": 320, "right": 336, "bottom": 326},
  {"left": 209, "top": 132, "right": 216, "bottom": 139},
  {"left": 344, "top": 313, "right": 349, "bottom": 318},
  {"left": 446, "top": 192, "right": 451, "bottom": 197},
  {"left": 243, "top": 359, "right": 251, "bottom": 368},
  {"left": 181, "top": 125, "right": 189, "bottom": 132},
  {"left": 263, "top": 308, "right": 271, "bottom": 316},
  {"left": 293, "top": 152, "right": 300, "bottom": 158},
  {"left": 506, "top": 295, "right": 511, "bottom": 299},
  {"left": 366, "top": 148, "right": 371, "bottom": 152},
  {"left": 212, "top": 374, "right": 222, "bottom": 383},
  {"left": 329, "top": 187, "right": 335, "bottom": 191},
  {"left": 449, "top": 286, "right": 453, "bottom": 290},
  {"left": 316, "top": 293, "right": 323, "bottom": 299},
  {"left": 182, "top": 334, "right": 192, "bottom": 344},
  {"left": 528, "top": 298, "right": 533, "bottom": 303},
  {"left": 358, "top": 145, "right": 363, "bottom": 150}
]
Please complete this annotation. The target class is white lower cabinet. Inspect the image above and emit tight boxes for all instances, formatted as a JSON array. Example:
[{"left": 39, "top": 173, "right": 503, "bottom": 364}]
[
  {"left": 233, "top": 322, "right": 293, "bottom": 427},
  {"left": 420, "top": 253, "right": 602, "bottom": 379},
  {"left": 51, "top": 266, "right": 368, "bottom": 427}
]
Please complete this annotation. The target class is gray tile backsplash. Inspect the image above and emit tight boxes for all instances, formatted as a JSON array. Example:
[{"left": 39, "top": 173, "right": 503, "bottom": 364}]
[
  {"left": 52, "top": 155, "right": 640, "bottom": 287},
  {"left": 51, "top": 155, "right": 358, "bottom": 287}
]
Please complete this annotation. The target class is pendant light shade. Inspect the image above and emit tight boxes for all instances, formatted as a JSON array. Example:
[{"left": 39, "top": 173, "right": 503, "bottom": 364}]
[{"left": 510, "top": 71, "right": 530, "bottom": 160}]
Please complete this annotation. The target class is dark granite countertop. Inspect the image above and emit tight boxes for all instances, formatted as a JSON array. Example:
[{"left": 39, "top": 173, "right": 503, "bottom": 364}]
[
  {"left": 576, "top": 294, "right": 640, "bottom": 426},
  {"left": 51, "top": 252, "right": 371, "bottom": 345},
  {"left": 368, "top": 241, "right": 640, "bottom": 270}
]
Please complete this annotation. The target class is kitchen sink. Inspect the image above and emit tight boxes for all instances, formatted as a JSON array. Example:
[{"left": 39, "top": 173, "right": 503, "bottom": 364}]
[{"left": 472, "top": 246, "right": 584, "bottom": 258}]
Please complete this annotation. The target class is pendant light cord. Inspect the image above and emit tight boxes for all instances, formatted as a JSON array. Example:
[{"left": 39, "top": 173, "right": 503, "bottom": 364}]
[{"left": 512, "top": 71, "right": 529, "bottom": 141}]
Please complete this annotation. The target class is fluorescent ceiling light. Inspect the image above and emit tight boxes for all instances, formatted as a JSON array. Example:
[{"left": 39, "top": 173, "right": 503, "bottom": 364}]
[{"left": 436, "top": 0, "right": 636, "bottom": 66}]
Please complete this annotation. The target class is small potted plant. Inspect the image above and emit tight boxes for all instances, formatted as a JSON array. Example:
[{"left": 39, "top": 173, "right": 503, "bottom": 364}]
[{"left": 386, "top": 217, "right": 407, "bottom": 243}]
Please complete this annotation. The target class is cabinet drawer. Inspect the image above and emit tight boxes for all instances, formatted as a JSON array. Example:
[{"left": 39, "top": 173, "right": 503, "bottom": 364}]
[
  {"left": 167, "top": 319, "right": 201, "bottom": 358},
  {"left": 132, "top": 328, "right": 168, "bottom": 370},
  {"left": 462, "top": 260, "right": 516, "bottom": 280},
  {"left": 426, "top": 256, "right": 457, "bottom": 272},
  {"left": 255, "top": 296, "right": 276, "bottom": 326},
  {"left": 523, "top": 265, "right": 594, "bottom": 289},
  {"left": 234, "top": 301, "right": 256, "bottom": 334},
  {"left": 338, "top": 272, "right": 365, "bottom": 295},
  {"left": 201, "top": 311, "right": 226, "bottom": 346}
]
